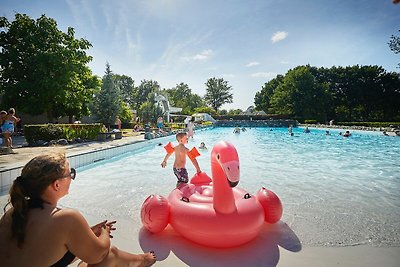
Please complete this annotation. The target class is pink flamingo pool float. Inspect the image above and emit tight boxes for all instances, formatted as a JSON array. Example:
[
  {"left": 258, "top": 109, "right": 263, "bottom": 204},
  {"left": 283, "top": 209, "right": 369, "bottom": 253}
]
[{"left": 141, "top": 141, "right": 283, "bottom": 248}]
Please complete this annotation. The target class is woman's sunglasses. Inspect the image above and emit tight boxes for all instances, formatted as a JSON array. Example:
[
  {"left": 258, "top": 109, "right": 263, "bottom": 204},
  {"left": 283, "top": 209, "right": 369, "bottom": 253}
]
[{"left": 61, "top": 168, "right": 76, "bottom": 180}]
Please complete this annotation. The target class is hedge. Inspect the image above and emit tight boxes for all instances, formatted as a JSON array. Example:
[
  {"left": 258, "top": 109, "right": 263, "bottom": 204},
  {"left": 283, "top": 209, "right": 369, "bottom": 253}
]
[{"left": 24, "top": 123, "right": 106, "bottom": 145}]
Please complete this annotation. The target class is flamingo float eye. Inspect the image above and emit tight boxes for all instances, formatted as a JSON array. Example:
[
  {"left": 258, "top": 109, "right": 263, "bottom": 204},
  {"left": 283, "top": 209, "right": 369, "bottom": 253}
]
[{"left": 217, "top": 154, "right": 220, "bottom": 160}]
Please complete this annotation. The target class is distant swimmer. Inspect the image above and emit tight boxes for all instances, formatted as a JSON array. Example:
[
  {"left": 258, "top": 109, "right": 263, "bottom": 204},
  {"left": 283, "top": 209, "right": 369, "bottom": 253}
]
[
  {"left": 199, "top": 142, "right": 207, "bottom": 150},
  {"left": 233, "top": 126, "right": 241, "bottom": 134},
  {"left": 304, "top": 126, "right": 310, "bottom": 133},
  {"left": 343, "top": 130, "right": 351, "bottom": 137}
]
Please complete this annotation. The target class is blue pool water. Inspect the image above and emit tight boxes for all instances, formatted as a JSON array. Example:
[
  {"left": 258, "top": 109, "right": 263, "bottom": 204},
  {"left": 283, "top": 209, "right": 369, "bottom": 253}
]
[{"left": 61, "top": 127, "right": 400, "bottom": 247}]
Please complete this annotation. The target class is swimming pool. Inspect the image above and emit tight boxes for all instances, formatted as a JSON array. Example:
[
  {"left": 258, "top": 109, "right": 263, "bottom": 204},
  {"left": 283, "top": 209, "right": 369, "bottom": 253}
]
[{"left": 60, "top": 127, "right": 400, "bottom": 247}]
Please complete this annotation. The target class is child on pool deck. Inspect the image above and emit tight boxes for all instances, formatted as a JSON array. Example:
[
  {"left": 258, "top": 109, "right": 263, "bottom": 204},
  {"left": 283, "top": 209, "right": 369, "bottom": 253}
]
[{"left": 161, "top": 132, "right": 201, "bottom": 187}]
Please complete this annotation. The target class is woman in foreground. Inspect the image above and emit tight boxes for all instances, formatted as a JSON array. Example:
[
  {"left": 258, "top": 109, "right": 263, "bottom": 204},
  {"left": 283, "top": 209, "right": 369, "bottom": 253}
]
[{"left": 0, "top": 151, "right": 156, "bottom": 267}]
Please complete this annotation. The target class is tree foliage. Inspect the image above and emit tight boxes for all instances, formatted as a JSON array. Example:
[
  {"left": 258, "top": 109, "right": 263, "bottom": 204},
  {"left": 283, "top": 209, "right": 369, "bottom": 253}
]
[
  {"left": 254, "top": 75, "right": 284, "bottom": 112},
  {"left": 113, "top": 74, "right": 135, "bottom": 106},
  {"left": 132, "top": 79, "right": 160, "bottom": 111},
  {"left": 388, "top": 30, "right": 400, "bottom": 68},
  {"left": 163, "top": 82, "right": 205, "bottom": 115},
  {"left": 0, "top": 13, "right": 95, "bottom": 121},
  {"left": 204, "top": 77, "right": 233, "bottom": 111},
  {"left": 254, "top": 65, "right": 400, "bottom": 122},
  {"left": 91, "top": 63, "right": 121, "bottom": 128}
]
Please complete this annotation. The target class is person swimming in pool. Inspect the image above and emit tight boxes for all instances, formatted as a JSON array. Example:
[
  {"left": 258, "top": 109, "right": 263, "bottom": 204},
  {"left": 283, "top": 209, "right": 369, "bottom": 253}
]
[
  {"left": 343, "top": 130, "right": 352, "bottom": 137},
  {"left": 199, "top": 142, "right": 207, "bottom": 150}
]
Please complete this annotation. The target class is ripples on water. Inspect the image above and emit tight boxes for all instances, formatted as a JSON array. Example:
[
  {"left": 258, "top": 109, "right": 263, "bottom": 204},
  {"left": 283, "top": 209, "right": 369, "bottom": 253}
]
[{"left": 61, "top": 127, "right": 400, "bottom": 247}]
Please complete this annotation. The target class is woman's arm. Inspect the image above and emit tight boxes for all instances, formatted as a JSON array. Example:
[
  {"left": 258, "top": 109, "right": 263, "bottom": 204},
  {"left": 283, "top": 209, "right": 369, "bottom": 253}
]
[{"left": 62, "top": 209, "right": 111, "bottom": 264}]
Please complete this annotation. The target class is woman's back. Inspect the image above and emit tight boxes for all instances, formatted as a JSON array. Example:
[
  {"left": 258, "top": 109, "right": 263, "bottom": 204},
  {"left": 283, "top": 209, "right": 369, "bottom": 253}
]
[{"left": 0, "top": 205, "right": 73, "bottom": 267}]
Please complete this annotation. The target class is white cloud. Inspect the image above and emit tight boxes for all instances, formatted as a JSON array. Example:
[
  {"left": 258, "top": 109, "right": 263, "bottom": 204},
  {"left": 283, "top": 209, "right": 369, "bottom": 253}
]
[
  {"left": 221, "top": 74, "right": 235, "bottom": 78},
  {"left": 251, "top": 72, "right": 278, "bottom": 78},
  {"left": 245, "top": 61, "right": 260, "bottom": 67},
  {"left": 271, "top": 31, "right": 288, "bottom": 43},
  {"left": 182, "top": 49, "right": 214, "bottom": 62},
  {"left": 280, "top": 60, "right": 289, "bottom": 64}
]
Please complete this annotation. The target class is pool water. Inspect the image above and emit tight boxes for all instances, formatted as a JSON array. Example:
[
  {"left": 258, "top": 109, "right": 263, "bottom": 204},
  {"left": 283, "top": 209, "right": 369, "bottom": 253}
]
[{"left": 61, "top": 127, "right": 400, "bottom": 247}]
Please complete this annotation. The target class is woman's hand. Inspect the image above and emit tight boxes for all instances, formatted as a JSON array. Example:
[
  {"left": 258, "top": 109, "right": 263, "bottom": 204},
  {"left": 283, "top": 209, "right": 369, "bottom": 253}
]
[{"left": 91, "top": 220, "right": 116, "bottom": 238}]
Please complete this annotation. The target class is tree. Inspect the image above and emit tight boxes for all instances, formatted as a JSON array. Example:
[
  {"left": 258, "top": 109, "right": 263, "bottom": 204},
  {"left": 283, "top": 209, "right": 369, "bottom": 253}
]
[
  {"left": 193, "top": 106, "right": 217, "bottom": 116},
  {"left": 0, "top": 14, "right": 94, "bottom": 121},
  {"left": 388, "top": 30, "right": 400, "bottom": 68},
  {"left": 269, "top": 66, "right": 330, "bottom": 121},
  {"left": 138, "top": 92, "right": 163, "bottom": 124},
  {"left": 132, "top": 80, "right": 162, "bottom": 124},
  {"left": 113, "top": 74, "right": 135, "bottom": 106},
  {"left": 132, "top": 80, "right": 160, "bottom": 111},
  {"left": 91, "top": 63, "right": 121, "bottom": 128},
  {"left": 163, "top": 82, "right": 205, "bottom": 114},
  {"left": 53, "top": 71, "right": 101, "bottom": 123},
  {"left": 204, "top": 77, "right": 233, "bottom": 112},
  {"left": 254, "top": 75, "right": 284, "bottom": 113}
]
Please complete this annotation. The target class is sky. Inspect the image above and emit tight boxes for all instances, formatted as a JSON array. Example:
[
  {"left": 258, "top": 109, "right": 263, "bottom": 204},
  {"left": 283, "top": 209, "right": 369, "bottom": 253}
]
[{"left": 0, "top": 0, "right": 399, "bottom": 111}]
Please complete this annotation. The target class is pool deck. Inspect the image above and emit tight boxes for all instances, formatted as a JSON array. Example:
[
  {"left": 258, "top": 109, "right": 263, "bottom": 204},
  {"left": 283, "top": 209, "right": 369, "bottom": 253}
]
[{"left": 0, "top": 134, "right": 147, "bottom": 171}]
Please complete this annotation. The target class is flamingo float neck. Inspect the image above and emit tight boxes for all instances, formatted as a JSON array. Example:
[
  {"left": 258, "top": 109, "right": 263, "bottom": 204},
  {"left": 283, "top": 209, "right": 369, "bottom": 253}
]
[{"left": 211, "top": 141, "right": 240, "bottom": 214}]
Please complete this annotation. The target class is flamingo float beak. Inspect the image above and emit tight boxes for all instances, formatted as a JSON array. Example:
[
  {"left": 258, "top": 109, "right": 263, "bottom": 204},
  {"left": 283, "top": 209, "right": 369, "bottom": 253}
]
[{"left": 220, "top": 160, "right": 240, "bottom": 187}]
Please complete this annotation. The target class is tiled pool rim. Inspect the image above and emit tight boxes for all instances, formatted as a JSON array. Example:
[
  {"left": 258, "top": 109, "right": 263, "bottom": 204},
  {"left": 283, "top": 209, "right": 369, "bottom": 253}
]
[{"left": 0, "top": 138, "right": 167, "bottom": 195}]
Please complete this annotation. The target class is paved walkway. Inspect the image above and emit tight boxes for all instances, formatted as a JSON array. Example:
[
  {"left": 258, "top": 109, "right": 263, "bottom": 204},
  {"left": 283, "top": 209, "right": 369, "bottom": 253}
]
[{"left": 0, "top": 134, "right": 147, "bottom": 171}]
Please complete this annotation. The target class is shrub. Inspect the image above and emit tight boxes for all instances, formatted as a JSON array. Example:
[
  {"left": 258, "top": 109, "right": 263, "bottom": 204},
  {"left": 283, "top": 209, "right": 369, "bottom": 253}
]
[
  {"left": 304, "top": 119, "right": 317, "bottom": 124},
  {"left": 24, "top": 123, "right": 105, "bottom": 145}
]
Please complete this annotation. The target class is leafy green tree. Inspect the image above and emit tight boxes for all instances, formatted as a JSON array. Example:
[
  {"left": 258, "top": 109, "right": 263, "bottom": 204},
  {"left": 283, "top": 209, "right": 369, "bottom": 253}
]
[
  {"left": 204, "top": 77, "right": 233, "bottom": 112},
  {"left": 0, "top": 14, "right": 93, "bottom": 121},
  {"left": 193, "top": 106, "right": 217, "bottom": 116},
  {"left": 227, "top": 109, "right": 243, "bottom": 115},
  {"left": 91, "top": 63, "right": 121, "bottom": 128},
  {"left": 132, "top": 80, "right": 160, "bottom": 111},
  {"left": 254, "top": 75, "right": 284, "bottom": 113},
  {"left": 270, "top": 66, "right": 330, "bottom": 121},
  {"left": 163, "top": 82, "right": 205, "bottom": 115},
  {"left": 114, "top": 74, "right": 135, "bottom": 106},
  {"left": 138, "top": 93, "right": 163, "bottom": 124},
  {"left": 119, "top": 101, "right": 133, "bottom": 126},
  {"left": 388, "top": 30, "right": 400, "bottom": 68}
]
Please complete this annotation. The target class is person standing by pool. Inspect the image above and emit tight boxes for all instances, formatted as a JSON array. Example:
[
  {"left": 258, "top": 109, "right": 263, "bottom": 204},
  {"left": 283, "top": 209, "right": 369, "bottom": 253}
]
[
  {"left": 161, "top": 132, "right": 201, "bottom": 187},
  {"left": 157, "top": 116, "right": 164, "bottom": 129},
  {"left": 0, "top": 152, "right": 156, "bottom": 267},
  {"left": 1, "top": 108, "right": 20, "bottom": 148},
  {"left": 0, "top": 110, "right": 7, "bottom": 145},
  {"left": 187, "top": 117, "right": 195, "bottom": 139},
  {"left": 184, "top": 116, "right": 191, "bottom": 128},
  {"left": 114, "top": 115, "right": 122, "bottom": 130}
]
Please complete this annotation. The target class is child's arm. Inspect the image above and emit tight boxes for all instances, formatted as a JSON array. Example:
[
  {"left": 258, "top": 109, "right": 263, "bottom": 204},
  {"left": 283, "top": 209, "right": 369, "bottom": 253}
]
[
  {"left": 187, "top": 147, "right": 201, "bottom": 173},
  {"left": 190, "top": 158, "right": 201, "bottom": 173},
  {"left": 161, "top": 153, "right": 171, "bottom": 168},
  {"left": 161, "top": 142, "right": 175, "bottom": 168}
]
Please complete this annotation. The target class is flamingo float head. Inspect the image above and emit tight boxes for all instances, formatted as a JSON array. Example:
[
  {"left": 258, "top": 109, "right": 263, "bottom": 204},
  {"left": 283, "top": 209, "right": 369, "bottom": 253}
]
[{"left": 211, "top": 141, "right": 240, "bottom": 187}]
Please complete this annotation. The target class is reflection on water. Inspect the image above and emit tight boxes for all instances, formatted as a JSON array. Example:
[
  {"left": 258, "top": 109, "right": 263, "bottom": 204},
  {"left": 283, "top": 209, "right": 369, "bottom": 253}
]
[{"left": 61, "top": 127, "right": 400, "bottom": 247}]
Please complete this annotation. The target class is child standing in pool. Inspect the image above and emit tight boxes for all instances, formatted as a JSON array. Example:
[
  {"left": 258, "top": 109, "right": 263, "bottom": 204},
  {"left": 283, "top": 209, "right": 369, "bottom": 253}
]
[{"left": 161, "top": 132, "right": 201, "bottom": 187}]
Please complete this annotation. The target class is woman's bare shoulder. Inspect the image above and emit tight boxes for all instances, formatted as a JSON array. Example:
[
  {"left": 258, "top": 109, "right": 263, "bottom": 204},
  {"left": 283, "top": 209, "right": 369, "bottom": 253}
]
[{"left": 52, "top": 208, "right": 87, "bottom": 225}]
